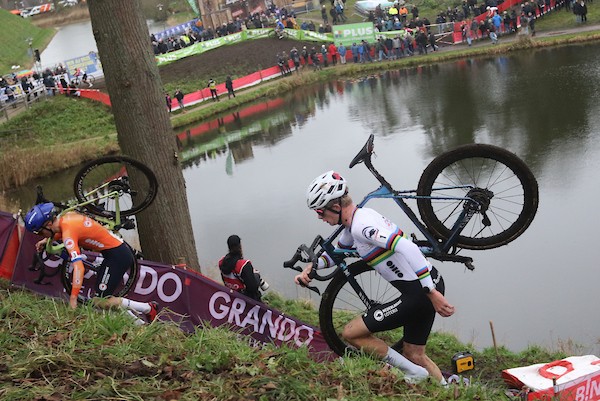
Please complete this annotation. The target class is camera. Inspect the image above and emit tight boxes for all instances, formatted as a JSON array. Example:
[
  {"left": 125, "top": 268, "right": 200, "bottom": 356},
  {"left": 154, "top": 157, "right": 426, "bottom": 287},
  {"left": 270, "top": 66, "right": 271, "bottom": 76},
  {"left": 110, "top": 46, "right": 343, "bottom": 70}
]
[
  {"left": 254, "top": 271, "right": 269, "bottom": 292},
  {"left": 259, "top": 277, "right": 270, "bottom": 292}
]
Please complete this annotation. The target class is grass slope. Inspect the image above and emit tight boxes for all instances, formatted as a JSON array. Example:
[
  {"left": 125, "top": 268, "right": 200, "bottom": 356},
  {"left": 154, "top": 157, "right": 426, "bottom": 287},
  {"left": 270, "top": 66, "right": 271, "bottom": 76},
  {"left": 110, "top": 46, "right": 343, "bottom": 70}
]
[
  {"left": 0, "top": 280, "right": 567, "bottom": 400},
  {"left": 0, "top": 96, "right": 118, "bottom": 190},
  {"left": 0, "top": 9, "right": 55, "bottom": 74}
]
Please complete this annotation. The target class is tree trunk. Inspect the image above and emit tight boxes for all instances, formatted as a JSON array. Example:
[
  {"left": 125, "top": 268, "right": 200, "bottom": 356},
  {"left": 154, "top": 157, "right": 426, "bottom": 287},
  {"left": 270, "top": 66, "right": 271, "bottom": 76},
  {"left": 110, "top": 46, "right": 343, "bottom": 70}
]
[{"left": 87, "top": 0, "right": 201, "bottom": 271}]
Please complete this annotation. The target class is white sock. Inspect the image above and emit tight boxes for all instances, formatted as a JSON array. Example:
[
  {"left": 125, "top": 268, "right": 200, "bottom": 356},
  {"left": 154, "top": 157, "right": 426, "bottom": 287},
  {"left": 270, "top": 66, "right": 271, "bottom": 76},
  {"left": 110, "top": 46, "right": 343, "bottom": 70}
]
[
  {"left": 121, "top": 298, "right": 151, "bottom": 314},
  {"left": 126, "top": 309, "right": 146, "bottom": 325},
  {"left": 383, "top": 347, "right": 429, "bottom": 382}
]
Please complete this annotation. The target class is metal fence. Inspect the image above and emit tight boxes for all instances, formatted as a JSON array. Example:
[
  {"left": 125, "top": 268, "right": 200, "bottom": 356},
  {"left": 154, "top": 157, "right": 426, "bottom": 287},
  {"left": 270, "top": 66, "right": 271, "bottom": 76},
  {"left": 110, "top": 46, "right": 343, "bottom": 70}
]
[{"left": 0, "top": 85, "right": 51, "bottom": 123}]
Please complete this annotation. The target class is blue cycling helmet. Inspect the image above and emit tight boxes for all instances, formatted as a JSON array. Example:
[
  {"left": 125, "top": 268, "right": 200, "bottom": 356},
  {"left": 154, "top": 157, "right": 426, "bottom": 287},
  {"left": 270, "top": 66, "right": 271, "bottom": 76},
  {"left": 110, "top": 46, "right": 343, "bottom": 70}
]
[{"left": 24, "top": 202, "right": 55, "bottom": 232}]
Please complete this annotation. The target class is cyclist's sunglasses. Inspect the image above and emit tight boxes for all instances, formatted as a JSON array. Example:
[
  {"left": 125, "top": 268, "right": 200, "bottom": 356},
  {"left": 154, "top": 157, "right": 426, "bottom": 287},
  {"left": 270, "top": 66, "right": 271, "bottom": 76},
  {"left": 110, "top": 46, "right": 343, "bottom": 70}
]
[
  {"left": 33, "top": 226, "right": 52, "bottom": 236},
  {"left": 315, "top": 207, "right": 336, "bottom": 216}
]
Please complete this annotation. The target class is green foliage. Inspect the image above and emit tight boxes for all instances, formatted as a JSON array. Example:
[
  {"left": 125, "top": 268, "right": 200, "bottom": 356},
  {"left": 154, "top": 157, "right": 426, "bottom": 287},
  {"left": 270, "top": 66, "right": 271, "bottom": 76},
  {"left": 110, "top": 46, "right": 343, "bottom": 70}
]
[{"left": 0, "top": 96, "right": 115, "bottom": 148}]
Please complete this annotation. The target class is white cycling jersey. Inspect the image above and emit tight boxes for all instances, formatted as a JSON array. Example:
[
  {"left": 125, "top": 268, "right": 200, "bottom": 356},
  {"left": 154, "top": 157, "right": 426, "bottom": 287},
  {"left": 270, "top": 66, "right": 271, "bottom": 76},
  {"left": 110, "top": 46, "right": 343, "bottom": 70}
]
[{"left": 316, "top": 207, "right": 435, "bottom": 291}]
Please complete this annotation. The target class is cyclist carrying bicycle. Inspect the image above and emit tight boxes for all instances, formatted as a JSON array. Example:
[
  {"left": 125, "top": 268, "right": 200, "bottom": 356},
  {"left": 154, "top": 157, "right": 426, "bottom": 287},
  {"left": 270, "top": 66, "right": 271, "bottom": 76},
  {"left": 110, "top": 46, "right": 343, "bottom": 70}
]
[
  {"left": 294, "top": 171, "right": 455, "bottom": 384},
  {"left": 24, "top": 202, "right": 157, "bottom": 323}
]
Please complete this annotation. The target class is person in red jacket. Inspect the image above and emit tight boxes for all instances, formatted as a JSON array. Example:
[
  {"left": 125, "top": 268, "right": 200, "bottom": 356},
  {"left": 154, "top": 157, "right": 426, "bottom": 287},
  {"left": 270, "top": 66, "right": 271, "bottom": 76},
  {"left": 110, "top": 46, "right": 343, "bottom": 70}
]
[
  {"left": 328, "top": 42, "right": 338, "bottom": 66},
  {"left": 218, "top": 235, "right": 268, "bottom": 302}
]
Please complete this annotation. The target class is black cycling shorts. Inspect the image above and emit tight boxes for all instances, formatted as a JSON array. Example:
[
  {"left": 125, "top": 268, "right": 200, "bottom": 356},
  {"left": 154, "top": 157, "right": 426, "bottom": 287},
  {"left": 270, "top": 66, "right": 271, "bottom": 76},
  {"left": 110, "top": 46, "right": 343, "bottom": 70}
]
[
  {"left": 361, "top": 267, "right": 445, "bottom": 346},
  {"left": 95, "top": 243, "right": 135, "bottom": 297}
]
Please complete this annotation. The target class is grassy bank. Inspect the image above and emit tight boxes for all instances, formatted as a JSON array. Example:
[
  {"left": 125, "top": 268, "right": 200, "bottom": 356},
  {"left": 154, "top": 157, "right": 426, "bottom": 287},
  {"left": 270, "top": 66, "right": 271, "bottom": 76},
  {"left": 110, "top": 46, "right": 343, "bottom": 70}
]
[
  {"left": 0, "top": 279, "right": 567, "bottom": 400},
  {"left": 2, "top": 28, "right": 600, "bottom": 192},
  {"left": 0, "top": 9, "right": 55, "bottom": 74},
  {"left": 0, "top": 96, "right": 118, "bottom": 190}
]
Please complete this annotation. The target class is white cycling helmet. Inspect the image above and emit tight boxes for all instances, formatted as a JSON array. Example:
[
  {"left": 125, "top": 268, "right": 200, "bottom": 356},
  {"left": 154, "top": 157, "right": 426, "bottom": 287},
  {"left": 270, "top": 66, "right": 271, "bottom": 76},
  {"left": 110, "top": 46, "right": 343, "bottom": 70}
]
[{"left": 306, "top": 170, "right": 347, "bottom": 210}]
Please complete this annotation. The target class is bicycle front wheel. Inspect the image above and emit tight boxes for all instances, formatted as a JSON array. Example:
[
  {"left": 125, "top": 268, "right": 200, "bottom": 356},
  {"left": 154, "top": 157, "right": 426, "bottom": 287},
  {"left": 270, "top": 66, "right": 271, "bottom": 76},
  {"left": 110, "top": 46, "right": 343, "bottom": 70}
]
[
  {"left": 73, "top": 156, "right": 158, "bottom": 217},
  {"left": 416, "top": 144, "right": 539, "bottom": 250},
  {"left": 319, "top": 261, "right": 403, "bottom": 357},
  {"left": 61, "top": 253, "right": 140, "bottom": 298}
]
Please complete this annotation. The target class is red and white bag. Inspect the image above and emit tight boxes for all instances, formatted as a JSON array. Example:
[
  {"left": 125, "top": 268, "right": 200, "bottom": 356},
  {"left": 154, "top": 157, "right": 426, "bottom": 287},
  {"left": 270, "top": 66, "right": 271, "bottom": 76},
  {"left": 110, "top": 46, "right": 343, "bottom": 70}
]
[{"left": 502, "top": 355, "right": 600, "bottom": 401}]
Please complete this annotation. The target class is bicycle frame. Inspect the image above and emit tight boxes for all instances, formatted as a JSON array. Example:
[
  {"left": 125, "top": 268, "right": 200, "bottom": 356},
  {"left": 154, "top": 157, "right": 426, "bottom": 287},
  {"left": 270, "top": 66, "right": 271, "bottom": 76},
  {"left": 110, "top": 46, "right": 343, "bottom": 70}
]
[
  {"left": 44, "top": 185, "right": 126, "bottom": 255},
  {"left": 320, "top": 134, "right": 479, "bottom": 265},
  {"left": 284, "top": 134, "right": 480, "bottom": 299}
]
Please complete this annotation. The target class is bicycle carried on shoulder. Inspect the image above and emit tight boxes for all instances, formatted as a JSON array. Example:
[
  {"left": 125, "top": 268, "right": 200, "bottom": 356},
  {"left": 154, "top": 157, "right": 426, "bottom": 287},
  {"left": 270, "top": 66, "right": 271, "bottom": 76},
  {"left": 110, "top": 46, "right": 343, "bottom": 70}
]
[
  {"left": 28, "top": 155, "right": 158, "bottom": 299},
  {"left": 284, "top": 135, "right": 538, "bottom": 356}
]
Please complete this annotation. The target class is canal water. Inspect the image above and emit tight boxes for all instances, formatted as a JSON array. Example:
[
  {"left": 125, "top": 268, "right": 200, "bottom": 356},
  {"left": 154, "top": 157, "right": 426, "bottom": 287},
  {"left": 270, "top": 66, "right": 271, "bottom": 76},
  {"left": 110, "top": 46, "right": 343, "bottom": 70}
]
[
  {"left": 179, "top": 43, "right": 600, "bottom": 356},
  {"left": 8, "top": 42, "right": 600, "bottom": 355},
  {"left": 39, "top": 19, "right": 165, "bottom": 69}
]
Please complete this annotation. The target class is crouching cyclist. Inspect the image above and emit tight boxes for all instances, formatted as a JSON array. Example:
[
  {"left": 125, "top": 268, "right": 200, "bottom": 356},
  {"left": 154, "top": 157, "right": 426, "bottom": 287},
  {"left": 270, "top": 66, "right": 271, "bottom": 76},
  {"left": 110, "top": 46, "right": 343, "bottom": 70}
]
[
  {"left": 24, "top": 202, "right": 158, "bottom": 324},
  {"left": 295, "top": 171, "right": 455, "bottom": 384}
]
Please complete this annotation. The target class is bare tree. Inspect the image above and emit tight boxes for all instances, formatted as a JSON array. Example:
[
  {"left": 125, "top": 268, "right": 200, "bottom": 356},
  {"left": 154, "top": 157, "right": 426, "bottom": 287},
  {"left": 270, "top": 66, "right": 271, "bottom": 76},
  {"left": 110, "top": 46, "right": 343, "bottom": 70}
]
[{"left": 87, "top": 0, "right": 200, "bottom": 271}]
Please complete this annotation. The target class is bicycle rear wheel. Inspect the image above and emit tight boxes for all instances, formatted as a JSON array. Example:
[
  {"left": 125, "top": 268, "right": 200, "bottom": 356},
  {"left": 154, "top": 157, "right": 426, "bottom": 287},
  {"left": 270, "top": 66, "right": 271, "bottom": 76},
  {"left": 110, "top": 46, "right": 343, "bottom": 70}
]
[
  {"left": 319, "top": 261, "right": 403, "bottom": 357},
  {"left": 73, "top": 156, "right": 158, "bottom": 217},
  {"left": 60, "top": 252, "right": 140, "bottom": 299},
  {"left": 416, "top": 144, "right": 539, "bottom": 250}
]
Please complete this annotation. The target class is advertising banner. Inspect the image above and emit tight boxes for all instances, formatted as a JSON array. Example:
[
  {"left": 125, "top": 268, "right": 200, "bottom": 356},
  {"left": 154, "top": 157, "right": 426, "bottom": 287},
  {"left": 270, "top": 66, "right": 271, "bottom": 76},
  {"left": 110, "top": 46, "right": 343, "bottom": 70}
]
[
  {"left": 65, "top": 51, "right": 101, "bottom": 76},
  {"left": 156, "top": 29, "right": 331, "bottom": 66},
  {"left": 0, "top": 212, "right": 15, "bottom": 257},
  {"left": 503, "top": 355, "right": 600, "bottom": 400},
  {"left": 332, "top": 22, "right": 376, "bottom": 46},
  {"left": 9, "top": 229, "right": 336, "bottom": 362},
  {"left": 0, "top": 212, "right": 18, "bottom": 279},
  {"left": 154, "top": 20, "right": 197, "bottom": 41}
]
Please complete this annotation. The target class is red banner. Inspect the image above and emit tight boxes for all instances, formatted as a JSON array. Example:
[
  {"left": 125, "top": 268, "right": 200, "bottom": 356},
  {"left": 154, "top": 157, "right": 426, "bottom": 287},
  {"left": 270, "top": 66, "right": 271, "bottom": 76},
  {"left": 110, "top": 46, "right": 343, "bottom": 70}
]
[{"left": 5, "top": 217, "right": 335, "bottom": 361}]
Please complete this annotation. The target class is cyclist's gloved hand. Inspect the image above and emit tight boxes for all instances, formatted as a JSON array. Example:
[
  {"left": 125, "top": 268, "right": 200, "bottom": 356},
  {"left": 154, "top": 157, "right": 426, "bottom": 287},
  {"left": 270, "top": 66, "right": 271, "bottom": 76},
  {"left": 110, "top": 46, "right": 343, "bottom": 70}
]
[
  {"left": 35, "top": 238, "right": 49, "bottom": 253},
  {"left": 294, "top": 262, "right": 314, "bottom": 286}
]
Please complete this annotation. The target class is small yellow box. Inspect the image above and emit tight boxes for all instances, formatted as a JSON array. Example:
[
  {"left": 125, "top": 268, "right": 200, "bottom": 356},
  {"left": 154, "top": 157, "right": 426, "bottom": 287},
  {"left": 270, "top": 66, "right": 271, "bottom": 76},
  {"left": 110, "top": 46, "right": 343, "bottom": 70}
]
[{"left": 452, "top": 351, "right": 475, "bottom": 374}]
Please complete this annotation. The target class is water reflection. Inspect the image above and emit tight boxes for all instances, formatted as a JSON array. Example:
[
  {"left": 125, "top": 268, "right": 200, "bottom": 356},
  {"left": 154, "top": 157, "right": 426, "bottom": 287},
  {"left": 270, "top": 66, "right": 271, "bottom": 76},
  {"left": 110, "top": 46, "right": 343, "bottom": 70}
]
[
  {"left": 177, "top": 44, "right": 600, "bottom": 355},
  {"left": 176, "top": 88, "right": 328, "bottom": 169}
]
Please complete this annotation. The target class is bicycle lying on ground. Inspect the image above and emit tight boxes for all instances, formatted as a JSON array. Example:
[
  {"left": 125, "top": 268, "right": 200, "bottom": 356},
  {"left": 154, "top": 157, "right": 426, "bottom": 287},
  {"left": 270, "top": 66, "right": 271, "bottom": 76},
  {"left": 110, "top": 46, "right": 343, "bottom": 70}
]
[
  {"left": 28, "top": 155, "right": 158, "bottom": 299},
  {"left": 284, "top": 135, "right": 539, "bottom": 356}
]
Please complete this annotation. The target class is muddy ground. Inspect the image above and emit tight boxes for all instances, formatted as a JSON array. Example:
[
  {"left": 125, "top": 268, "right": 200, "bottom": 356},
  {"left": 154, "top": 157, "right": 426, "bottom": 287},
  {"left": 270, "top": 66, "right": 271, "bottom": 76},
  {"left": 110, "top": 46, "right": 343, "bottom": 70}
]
[
  {"left": 95, "top": 38, "right": 323, "bottom": 92},
  {"left": 161, "top": 38, "right": 319, "bottom": 79}
]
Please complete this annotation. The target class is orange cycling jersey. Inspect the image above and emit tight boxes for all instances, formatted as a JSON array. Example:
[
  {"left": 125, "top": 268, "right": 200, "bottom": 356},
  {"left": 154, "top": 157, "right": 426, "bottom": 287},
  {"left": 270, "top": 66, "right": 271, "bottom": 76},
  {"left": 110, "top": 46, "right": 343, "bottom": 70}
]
[{"left": 55, "top": 212, "right": 123, "bottom": 261}]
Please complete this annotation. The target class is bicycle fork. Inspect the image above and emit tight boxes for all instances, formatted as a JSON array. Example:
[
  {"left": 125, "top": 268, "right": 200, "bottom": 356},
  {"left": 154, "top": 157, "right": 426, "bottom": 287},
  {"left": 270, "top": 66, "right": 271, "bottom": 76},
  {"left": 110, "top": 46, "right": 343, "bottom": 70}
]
[{"left": 339, "top": 263, "right": 378, "bottom": 309}]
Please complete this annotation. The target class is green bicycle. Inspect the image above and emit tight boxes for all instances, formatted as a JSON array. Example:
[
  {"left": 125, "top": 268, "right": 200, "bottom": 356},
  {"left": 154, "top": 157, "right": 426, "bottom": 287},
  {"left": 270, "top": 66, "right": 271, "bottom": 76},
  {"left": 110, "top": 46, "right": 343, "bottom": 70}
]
[{"left": 30, "top": 155, "right": 158, "bottom": 298}]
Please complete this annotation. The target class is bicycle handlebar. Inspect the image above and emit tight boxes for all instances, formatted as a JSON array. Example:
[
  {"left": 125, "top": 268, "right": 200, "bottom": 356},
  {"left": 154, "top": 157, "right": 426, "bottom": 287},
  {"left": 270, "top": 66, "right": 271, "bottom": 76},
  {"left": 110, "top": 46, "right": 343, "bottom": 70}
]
[{"left": 283, "top": 233, "right": 353, "bottom": 295}]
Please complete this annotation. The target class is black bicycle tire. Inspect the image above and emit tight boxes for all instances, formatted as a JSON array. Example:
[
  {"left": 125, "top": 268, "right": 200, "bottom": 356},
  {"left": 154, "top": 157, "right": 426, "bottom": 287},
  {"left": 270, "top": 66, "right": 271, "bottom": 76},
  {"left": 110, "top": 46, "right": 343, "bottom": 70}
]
[
  {"left": 73, "top": 156, "right": 158, "bottom": 217},
  {"left": 60, "top": 251, "right": 140, "bottom": 298},
  {"left": 319, "top": 260, "right": 401, "bottom": 357},
  {"left": 416, "top": 143, "right": 539, "bottom": 250}
]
